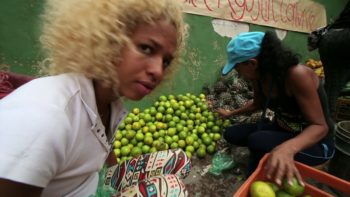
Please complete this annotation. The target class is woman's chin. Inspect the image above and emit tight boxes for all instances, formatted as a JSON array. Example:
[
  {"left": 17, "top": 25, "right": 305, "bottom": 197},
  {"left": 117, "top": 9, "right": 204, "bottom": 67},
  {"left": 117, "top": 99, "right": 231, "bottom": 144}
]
[
  {"left": 124, "top": 93, "right": 146, "bottom": 101},
  {"left": 119, "top": 85, "right": 154, "bottom": 101}
]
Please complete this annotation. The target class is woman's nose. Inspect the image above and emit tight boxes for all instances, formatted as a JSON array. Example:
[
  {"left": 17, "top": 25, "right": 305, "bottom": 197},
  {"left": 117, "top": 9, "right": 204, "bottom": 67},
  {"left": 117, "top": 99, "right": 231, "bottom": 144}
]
[{"left": 147, "top": 56, "right": 164, "bottom": 82}]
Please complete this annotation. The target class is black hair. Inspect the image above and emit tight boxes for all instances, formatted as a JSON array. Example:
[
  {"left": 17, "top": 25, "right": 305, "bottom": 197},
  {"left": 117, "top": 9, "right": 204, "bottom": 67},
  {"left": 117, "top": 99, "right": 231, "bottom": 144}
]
[{"left": 257, "top": 31, "right": 300, "bottom": 92}]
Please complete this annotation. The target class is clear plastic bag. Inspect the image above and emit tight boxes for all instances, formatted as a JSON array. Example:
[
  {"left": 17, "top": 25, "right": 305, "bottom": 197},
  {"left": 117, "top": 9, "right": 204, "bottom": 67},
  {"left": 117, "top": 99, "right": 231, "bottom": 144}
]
[{"left": 208, "top": 152, "right": 235, "bottom": 176}]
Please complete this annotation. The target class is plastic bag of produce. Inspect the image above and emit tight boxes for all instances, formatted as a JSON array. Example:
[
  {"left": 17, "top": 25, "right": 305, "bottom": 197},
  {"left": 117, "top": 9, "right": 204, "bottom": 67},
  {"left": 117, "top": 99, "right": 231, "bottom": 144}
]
[
  {"left": 89, "top": 166, "right": 116, "bottom": 197},
  {"left": 208, "top": 151, "right": 235, "bottom": 176}
]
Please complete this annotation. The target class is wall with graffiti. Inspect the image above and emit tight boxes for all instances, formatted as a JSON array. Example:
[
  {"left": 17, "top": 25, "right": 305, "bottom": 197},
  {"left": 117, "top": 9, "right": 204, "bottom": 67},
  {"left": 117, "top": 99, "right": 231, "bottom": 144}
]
[{"left": 0, "top": 0, "right": 347, "bottom": 109}]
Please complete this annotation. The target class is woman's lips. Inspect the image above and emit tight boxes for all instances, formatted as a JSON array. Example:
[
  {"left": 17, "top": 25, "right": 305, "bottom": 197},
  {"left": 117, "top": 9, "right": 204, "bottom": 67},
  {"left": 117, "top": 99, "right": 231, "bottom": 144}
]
[{"left": 136, "top": 81, "right": 155, "bottom": 95}]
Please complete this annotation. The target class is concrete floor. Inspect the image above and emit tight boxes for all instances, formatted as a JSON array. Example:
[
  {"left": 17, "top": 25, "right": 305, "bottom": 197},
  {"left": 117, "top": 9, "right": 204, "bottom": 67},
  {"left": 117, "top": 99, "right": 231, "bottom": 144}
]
[{"left": 183, "top": 141, "right": 250, "bottom": 197}]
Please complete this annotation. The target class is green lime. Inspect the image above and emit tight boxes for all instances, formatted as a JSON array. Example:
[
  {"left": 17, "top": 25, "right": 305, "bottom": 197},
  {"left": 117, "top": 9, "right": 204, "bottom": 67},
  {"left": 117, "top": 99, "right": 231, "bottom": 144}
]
[
  {"left": 165, "top": 136, "right": 173, "bottom": 145},
  {"left": 130, "top": 147, "right": 142, "bottom": 157},
  {"left": 124, "top": 117, "right": 133, "bottom": 124},
  {"left": 125, "top": 130, "right": 136, "bottom": 140},
  {"left": 206, "top": 144, "right": 216, "bottom": 154},
  {"left": 196, "top": 148, "right": 206, "bottom": 158},
  {"left": 120, "top": 138, "right": 129, "bottom": 146},
  {"left": 149, "top": 147, "right": 157, "bottom": 153},
  {"left": 282, "top": 177, "right": 304, "bottom": 196},
  {"left": 137, "top": 142, "right": 144, "bottom": 148},
  {"left": 197, "top": 126, "right": 205, "bottom": 134},
  {"left": 149, "top": 124, "right": 157, "bottom": 133},
  {"left": 179, "top": 131, "right": 187, "bottom": 140},
  {"left": 144, "top": 114, "right": 152, "bottom": 122},
  {"left": 172, "top": 135, "right": 179, "bottom": 142},
  {"left": 113, "top": 148, "right": 121, "bottom": 158},
  {"left": 114, "top": 132, "right": 123, "bottom": 140},
  {"left": 153, "top": 131, "right": 160, "bottom": 139},
  {"left": 185, "top": 145, "right": 195, "bottom": 153},
  {"left": 178, "top": 140, "right": 186, "bottom": 148},
  {"left": 155, "top": 122, "right": 163, "bottom": 130},
  {"left": 202, "top": 136, "right": 212, "bottom": 146},
  {"left": 212, "top": 125, "right": 221, "bottom": 133},
  {"left": 167, "top": 128, "right": 176, "bottom": 136},
  {"left": 170, "top": 142, "right": 179, "bottom": 149},
  {"left": 199, "top": 93, "right": 205, "bottom": 99},
  {"left": 185, "top": 151, "right": 192, "bottom": 159},
  {"left": 113, "top": 140, "right": 122, "bottom": 149},
  {"left": 267, "top": 182, "right": 280, "bottom": 192},
  {"left": 159, "top": 95, "right": 167, "bottom": 102},
  {"left": 185, "top": 136, "right": 194, "bottom": 145},
  {"left": 132, "top": 122, "right": 141, "bottom": 130},
  {"left": 193, "top": 141, "right": 199, "bottom": 149},
  {"left": 130, "top": 138, "right": 138, "bottom": 146},
  {"left": 144, "top": 136, "right": 153, "bottom": 145},
  {"left": 120, "top": 146, "right": 131, "bottom": 157},
  {"left": 213, "top": 133, "right": 222, "bottom": 141}
]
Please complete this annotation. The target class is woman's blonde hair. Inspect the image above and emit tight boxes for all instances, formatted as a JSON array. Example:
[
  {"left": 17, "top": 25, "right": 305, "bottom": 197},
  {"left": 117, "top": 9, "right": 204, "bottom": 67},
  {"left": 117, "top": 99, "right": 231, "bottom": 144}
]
[{"left": 40, "top": 0, "right": 188, "bottom": 94}]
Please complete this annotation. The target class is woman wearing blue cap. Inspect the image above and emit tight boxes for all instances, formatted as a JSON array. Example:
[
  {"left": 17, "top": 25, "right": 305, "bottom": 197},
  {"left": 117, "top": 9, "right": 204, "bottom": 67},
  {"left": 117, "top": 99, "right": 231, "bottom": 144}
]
[{"left": 217, "top": 31, "right": 334, "bottom": 186}]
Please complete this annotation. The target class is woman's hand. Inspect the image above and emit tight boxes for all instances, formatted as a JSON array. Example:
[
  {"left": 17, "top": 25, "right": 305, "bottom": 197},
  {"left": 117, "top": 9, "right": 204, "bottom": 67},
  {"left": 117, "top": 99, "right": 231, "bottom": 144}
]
[
  {"left": 264, "top": 144, "right": 304, "bottom": 187},
  {"left": 215, "top": 108, "right": 233, "bottom": 118}
]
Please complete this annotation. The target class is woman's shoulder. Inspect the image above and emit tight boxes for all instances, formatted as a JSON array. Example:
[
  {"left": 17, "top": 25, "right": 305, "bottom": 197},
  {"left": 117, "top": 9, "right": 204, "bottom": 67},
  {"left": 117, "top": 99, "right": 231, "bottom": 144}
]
[
  {"left": 287, "top": 64, "right": 317, "bottom": 82},
  {"left": 285, "top": 64, "right": 318, "bottom": 94},
  {"left": 288, "top": 64, "right": 313, "bottom": 75}
]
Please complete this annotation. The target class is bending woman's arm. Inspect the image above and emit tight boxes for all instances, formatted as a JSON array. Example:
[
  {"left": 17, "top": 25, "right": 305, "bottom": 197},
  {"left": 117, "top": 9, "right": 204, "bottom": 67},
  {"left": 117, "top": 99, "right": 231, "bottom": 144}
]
[{"left": 265, "top": 65, "right": 329, "bottom": 185}]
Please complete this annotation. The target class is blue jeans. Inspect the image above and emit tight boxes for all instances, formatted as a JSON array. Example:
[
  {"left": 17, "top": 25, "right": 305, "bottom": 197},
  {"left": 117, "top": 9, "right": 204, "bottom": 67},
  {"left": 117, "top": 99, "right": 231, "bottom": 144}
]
[{"left": 223, "top": 122, "right": 334, "bottom": 175}]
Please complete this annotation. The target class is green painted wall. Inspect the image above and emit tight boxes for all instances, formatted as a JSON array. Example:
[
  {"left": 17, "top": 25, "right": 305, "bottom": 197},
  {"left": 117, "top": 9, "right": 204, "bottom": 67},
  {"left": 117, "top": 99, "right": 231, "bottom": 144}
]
[
  {"left": 0, "top": 0, "right": 347, "bottom": 109},
  {"left": 0, "top": 0, "right": 44, "bottom": 75}
]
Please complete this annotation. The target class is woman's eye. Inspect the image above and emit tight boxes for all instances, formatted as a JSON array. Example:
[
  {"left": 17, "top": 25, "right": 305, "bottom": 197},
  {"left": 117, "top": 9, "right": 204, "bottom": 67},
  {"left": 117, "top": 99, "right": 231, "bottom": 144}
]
[
  {"left": 139, "top": 44, "right": 153, "bottom": 55},
  {"left": 163, "top": 59, "right": 172, "bottom": 69}
]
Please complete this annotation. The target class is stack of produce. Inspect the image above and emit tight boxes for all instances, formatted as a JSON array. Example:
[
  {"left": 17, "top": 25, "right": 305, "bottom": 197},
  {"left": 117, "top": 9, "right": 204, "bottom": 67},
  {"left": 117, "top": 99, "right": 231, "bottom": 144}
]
[
  {"left": 203, "top": 70, "right": 252, "bottom": 110},
  {"left": 113, "top": 93, "right": 232, "bottom": 164},
  {"left": 305, "top": 59, "right": 324, "bottom": 78},
  {"left": 202, "top": 70, "right": 263, "bottom": 124}
]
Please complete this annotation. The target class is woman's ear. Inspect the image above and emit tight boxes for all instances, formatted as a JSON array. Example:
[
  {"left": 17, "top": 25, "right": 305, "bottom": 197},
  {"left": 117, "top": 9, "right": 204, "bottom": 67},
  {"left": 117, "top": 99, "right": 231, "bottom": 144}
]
[
  {"left": 249, "top": 58, "right": 258, "bottom": 66},
  {"left": 248, "top": 59, "right": 258, "bottom": 71}
]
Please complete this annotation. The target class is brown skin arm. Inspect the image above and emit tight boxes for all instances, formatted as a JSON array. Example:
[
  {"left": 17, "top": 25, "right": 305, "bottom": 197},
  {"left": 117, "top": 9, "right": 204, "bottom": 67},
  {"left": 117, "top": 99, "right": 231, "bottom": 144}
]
[
  {"left": 216, "top": 80, "right": 262, "bottom": 118},
  {"left": 105, "top": 152, "right": 118, "bottom": 167},
  {"left": 265, "top": 65, "right": 328, "bottom": 186},
  {"left": 0, "top": 179, "right": 43, "bottom": 197}
]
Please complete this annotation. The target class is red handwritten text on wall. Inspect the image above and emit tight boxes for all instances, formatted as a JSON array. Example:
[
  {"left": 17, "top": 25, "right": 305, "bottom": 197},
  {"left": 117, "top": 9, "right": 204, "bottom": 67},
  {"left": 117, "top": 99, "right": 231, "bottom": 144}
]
[{"left": 183, "top": 0, "right": 325, "bottom": 33}]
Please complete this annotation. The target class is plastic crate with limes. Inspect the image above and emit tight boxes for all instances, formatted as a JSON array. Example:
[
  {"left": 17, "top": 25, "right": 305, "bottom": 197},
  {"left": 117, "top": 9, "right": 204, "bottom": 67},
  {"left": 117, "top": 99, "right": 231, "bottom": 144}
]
[{"left": 234, "top": 154, "right": 350, "bottom": 197}]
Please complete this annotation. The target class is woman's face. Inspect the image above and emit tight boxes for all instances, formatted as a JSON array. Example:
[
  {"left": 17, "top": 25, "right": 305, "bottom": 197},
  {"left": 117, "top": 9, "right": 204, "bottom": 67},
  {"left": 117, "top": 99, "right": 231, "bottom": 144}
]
[
  {"left": 115, "top": 20, "right": 177, "bottom": 100},
  {"left": 235, "top": 59, "right": 258, "bottom": 81}
]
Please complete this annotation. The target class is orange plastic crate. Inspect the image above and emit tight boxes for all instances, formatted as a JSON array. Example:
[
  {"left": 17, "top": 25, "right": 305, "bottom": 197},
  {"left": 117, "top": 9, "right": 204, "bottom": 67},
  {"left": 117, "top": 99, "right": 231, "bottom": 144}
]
[{"left": 234, "top": 154, "right": 350, "bottom": 197}]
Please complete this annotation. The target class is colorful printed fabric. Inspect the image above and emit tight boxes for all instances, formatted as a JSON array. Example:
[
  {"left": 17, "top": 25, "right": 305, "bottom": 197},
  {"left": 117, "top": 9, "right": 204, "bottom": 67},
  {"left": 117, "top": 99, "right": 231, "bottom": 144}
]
[
  {"left": 112, "top": 174, "right": 187, "bottom": 197},
  {"left": 273, "top": 106, "right": 309, "bottom": 133},
  {"left": 104, "top": 149, "right": 191, "bottom": 196}
]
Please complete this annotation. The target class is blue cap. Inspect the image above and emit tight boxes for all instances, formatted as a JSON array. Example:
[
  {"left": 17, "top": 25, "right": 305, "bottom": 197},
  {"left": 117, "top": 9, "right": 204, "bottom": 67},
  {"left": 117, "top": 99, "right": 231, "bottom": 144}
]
[{"left": 222, "top": 32, "right": 265, "bottom": 76}]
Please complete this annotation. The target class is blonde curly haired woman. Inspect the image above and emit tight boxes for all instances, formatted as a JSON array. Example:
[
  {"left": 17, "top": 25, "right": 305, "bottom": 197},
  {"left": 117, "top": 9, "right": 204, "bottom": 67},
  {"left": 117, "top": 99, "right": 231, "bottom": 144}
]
[{"left": 0, "top": 0, "right": 190, "bottom": 196}]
